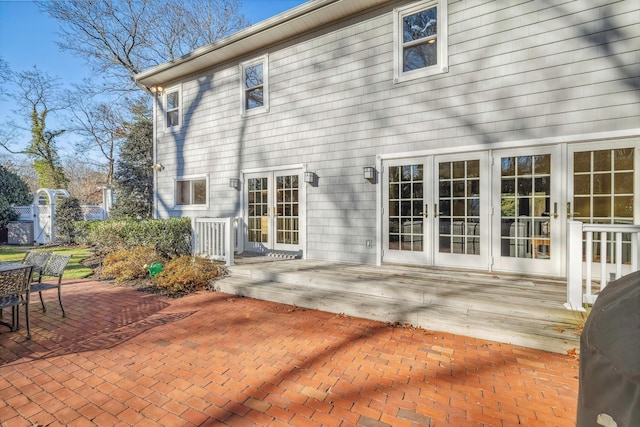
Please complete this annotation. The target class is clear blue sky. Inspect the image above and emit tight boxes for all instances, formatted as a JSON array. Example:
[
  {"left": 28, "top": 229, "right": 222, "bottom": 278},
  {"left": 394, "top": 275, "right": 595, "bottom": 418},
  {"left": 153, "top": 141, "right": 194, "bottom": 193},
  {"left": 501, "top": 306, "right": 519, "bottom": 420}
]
[{"left": 0, "top": 0, "right": 306, "bottom": 157}]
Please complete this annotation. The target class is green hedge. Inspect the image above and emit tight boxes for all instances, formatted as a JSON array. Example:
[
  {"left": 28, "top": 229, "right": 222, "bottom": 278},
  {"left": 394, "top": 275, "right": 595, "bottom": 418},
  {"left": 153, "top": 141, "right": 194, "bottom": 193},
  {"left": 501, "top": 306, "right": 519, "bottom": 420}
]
[{"left": 74, "top": 217, "right": 192, "bottom": 257}]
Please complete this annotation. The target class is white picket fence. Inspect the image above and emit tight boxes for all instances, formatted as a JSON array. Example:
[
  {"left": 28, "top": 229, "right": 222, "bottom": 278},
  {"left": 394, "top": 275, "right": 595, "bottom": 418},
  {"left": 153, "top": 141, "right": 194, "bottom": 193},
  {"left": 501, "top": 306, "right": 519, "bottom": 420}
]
[{"left": 566, "top": 221, "right": 640, "bottom": 310}]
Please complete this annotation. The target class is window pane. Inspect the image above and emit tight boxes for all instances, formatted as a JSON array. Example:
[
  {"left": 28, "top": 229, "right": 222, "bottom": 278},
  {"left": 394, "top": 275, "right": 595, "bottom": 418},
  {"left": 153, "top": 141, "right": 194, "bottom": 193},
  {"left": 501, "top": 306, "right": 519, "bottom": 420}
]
[
  {"left": 614, "top": 148, "right": 634, "bottom": 170},
  {"left": 167, "top": 92, "right": 179, "bottom": 110},
  {"left": 403, "top": 7, "right": 437, "bottom": 43},
  {"left": 193, "top": 180, "right": 207, "bottom": 204},
  {"left": 246, "top": 88, "right": 263, "bottom": 109},
  {"left": 167, "top": 110, "right": 179, "bottom": 127},
  {"left": 614, "top": 172, "right": 633, "bottom": 194},
  {"left": 176, "top": 181, "right": 190, "bottom": 205},
  {"left": 593, "top": 150, "right": 611, "bottom": 172},
  {"left": 245, "top": 63, "right": 263, "bottom": 89},
  {"left": 403, "top": 41, "right": 437, "bottom": 71}
]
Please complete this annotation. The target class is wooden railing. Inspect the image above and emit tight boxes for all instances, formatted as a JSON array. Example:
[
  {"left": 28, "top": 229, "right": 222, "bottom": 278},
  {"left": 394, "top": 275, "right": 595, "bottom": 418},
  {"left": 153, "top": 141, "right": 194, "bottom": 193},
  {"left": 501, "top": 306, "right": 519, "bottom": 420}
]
[
  {"left": 192, "top": 217, "right": 241, "bottom": 266},
  {"left": 566, "top": 221, "right": 640, "bottom": 311}
]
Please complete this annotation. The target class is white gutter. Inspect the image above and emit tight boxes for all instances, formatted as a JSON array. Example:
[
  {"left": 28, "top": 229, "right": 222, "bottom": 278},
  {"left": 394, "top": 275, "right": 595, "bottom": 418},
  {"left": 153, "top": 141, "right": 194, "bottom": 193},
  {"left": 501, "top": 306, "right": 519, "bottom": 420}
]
[{"left": 135, "top": 0, "right": 390, "bottom": 89}]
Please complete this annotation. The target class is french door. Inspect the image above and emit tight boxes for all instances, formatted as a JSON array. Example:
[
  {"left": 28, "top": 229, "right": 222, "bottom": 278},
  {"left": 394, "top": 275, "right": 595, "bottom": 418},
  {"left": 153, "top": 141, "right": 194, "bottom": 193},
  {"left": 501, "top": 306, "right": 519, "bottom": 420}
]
[
  {"left": 382, "top": 153, "right": 489, "bottom": 269},
  {"left": 244, "top": 169, "right": 303, "bottom": 253},
  {"left": 491, "top": 146, "right": 563, "bottom": 276},
  {"left": 568, "top": 142, "right": 638, "bottom": 277}
]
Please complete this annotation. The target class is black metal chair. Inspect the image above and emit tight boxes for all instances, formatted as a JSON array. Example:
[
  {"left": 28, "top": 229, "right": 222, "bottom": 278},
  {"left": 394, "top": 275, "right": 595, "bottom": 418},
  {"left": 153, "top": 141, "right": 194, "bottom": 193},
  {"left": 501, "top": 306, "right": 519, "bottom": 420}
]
[
  {"left": 30, "top": 254, "right": 71, "bottom": 318},
  {"left": 0, "top": 265, "right": 34, "bottom": 339},
  {"left": 22, "top": 250, "right": 52, "bottom": 283}
]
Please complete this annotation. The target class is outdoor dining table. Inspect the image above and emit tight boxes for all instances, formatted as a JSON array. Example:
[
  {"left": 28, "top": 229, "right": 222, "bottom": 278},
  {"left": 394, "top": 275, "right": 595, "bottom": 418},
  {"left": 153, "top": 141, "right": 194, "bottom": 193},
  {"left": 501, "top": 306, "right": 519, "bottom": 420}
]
[{"left": 0, "top": 261, "right": 33, "bottom": 336}]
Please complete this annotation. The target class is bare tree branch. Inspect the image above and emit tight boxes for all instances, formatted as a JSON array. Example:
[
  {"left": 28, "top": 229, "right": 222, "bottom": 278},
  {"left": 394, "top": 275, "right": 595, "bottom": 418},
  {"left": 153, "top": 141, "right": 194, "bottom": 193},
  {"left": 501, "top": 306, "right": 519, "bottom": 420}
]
[{"left": 39, "top": 0, "right": 248, "bottom": 90}]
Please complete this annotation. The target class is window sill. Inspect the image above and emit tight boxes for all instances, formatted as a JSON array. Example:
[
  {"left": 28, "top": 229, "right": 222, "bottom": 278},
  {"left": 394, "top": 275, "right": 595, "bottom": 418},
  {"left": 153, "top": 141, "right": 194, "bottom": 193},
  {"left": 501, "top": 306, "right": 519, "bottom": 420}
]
[
  {"left": 394, "top": 65, "right": 448, "bottom": 84},
  {"left": 172, "top": 204, "right": 209, "bottom": 211}
]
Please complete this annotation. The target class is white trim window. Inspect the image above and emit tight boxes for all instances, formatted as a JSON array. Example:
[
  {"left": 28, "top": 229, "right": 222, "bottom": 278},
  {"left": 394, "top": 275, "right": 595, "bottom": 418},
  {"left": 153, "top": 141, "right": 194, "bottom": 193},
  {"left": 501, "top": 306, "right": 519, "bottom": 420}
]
[
  {"left": 165, "top": 86, "right": 181, "bottom": 129},
  {"left": 393, "top": 0, "right": 448, "bottom": 83},
  {"left": 240, "top": 55, "right": 269, "bottom": 115},
  {"left": 175, "top": 176, "right": 207, "bottom": 206}
]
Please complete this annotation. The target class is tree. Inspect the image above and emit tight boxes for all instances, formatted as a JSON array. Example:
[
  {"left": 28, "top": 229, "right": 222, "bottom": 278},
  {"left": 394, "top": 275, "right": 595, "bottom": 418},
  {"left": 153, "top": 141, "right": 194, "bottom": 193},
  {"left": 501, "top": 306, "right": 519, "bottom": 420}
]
[
  {"left": 1, "top": 67, "right": 69, "bottom": 189},
  {"left": 65, "top": 84, "right": 127, "bottom": 184},
  {"left": 40, "top": 0, "right": 248, "bottom": 90},
  {"left": 0, "top": 165, "right": 32, "bottom": 229},
  {"left": 109, "top": 105, "right": 154, "bottom": 219},
  {"left": 55, "top": 196, "right": 83, "bottom": 243}
]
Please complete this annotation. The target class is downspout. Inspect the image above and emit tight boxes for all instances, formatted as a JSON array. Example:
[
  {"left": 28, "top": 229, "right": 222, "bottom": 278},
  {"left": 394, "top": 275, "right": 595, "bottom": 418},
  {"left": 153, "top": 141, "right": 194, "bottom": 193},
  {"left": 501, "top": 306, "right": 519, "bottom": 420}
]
[{"left": 153, "top": 90, "right": 159, "bottom": 219}]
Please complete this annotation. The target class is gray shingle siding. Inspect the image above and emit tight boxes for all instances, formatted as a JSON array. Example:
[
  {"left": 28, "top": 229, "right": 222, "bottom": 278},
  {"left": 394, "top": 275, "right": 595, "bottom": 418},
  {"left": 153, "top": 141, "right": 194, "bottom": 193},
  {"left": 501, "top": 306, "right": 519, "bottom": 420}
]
[{"left": 154, "top": 0, "right": 639, "bottom": 263}]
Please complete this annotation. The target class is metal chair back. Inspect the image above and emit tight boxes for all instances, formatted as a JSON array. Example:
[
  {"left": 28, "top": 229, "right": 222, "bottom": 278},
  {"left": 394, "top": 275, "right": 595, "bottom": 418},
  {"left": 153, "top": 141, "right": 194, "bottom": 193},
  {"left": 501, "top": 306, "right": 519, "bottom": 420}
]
[{"left": 0, "top": 265, "right": 34, "bottom": 338}]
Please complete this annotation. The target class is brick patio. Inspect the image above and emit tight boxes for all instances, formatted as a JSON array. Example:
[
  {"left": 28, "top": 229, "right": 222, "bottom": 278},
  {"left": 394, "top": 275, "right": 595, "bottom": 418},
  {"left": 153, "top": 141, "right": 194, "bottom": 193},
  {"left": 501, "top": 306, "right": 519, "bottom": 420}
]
[{"left": 0, "top": 279, "right": 579, "bottom": 426}]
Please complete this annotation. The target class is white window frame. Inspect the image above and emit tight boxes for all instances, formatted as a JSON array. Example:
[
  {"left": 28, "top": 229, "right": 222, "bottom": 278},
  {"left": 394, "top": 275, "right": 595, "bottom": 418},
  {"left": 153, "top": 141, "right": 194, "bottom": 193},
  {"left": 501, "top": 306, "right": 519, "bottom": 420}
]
[
  {"left": 240, "top": 55, "right": 269, "bottom": 116},
  {"left": 164, "top": 85, "right": 182, "bottom": 130},
  {"left": 174, "top": 175, "right": 209, "bottom": 209},
  {"left": 393, "top": 0, "right": 448, "bottom": 83}
]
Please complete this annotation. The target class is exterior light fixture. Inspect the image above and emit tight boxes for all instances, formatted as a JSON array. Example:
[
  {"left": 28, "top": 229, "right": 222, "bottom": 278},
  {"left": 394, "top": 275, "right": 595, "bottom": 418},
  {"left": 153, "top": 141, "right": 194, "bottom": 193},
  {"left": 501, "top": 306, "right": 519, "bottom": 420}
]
[
  {"left": 154, "top": 163, "right": 164, "bottom": 171},
  {"left": 304, "top": 171, "right": 316, "bottom": 184},
  {"left": 363, "top": 166, "right": 375, "bottom": 180},
  {"left": 229, "top": 178, "right": 240, "bottom": 189}
]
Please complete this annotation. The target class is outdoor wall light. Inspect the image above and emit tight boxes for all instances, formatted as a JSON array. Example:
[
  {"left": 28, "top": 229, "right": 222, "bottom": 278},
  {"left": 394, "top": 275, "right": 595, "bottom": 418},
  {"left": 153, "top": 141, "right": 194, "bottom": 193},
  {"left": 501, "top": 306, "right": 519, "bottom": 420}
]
[
  {"left": 229, "top": 178, "right": 240, "bottom": 189},
  {"left": 363, "top": 166, "right": 375, "bottom": 180},
  {"left": 304, "top": 171, "right": 316, "bottom": 184},
  {"left": 154, "top": 163, "right": 164, "bottom": 171}
]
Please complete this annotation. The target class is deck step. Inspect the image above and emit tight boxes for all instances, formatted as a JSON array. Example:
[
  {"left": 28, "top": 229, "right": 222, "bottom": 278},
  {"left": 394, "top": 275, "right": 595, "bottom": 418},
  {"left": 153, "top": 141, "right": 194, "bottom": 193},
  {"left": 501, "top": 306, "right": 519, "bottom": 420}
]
[{"left": 217, "top": 261, "right": 581, "bottom": 354}]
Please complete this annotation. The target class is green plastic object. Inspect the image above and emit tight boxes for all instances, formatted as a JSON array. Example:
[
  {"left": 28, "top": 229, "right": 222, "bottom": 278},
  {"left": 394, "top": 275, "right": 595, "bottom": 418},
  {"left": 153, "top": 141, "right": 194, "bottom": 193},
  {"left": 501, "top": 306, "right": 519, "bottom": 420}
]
[{"left": 148, "top": 262, "right": 163, "bottom": 278}]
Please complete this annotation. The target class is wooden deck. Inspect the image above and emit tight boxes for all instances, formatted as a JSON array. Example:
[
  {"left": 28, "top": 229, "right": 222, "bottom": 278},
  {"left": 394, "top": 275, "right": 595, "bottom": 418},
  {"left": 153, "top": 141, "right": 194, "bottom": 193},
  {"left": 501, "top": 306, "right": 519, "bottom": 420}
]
[{"left": 215, "top": 255, "right": 582, "bottom": 354}]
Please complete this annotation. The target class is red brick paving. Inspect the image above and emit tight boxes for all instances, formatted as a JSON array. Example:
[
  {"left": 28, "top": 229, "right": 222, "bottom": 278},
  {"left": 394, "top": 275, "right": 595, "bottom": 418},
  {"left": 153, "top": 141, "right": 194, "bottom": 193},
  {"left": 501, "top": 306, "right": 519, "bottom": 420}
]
[{"left": 1, "top": 280, "right": 579, "bottom": 426}]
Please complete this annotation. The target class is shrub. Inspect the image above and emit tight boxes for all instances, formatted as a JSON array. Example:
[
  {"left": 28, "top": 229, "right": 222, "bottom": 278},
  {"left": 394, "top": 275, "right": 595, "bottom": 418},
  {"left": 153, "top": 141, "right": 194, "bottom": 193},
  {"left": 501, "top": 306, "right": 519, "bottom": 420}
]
[
  {"left": 75, "top": 217, "right": 192, "bottom": 256},
  {"left": 101, "top": 246, "right": 166, "bottom": 282},
  {"left": 153, "top": 256, "right": 225, "bottom": 296},
  {"left": 56, "top": 197, "right": 83, "bottom": 243}
]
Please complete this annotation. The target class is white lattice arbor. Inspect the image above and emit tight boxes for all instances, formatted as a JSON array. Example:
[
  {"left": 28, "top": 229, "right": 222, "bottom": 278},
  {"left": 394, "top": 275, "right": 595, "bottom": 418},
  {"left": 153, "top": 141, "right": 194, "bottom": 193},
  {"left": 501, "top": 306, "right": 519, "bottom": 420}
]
[{"left": 32, "top": 188, "right": 70, "bottom": 244}]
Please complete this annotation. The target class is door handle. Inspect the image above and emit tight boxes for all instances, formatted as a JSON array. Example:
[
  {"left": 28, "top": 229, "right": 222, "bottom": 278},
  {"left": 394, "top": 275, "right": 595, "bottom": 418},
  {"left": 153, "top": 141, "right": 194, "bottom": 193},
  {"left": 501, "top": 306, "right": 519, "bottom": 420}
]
[
  {"left": 424, "top": 204, "right": 428, "bottom": 218},
  {"left": 567, "top": 202, "right": 571, "bottom": 219},
  {"left": 553, "top": 202, "right": 558, "bottom": 219},
  {"left": 434, "top": 203, "right": 438, "bottom": 218}
]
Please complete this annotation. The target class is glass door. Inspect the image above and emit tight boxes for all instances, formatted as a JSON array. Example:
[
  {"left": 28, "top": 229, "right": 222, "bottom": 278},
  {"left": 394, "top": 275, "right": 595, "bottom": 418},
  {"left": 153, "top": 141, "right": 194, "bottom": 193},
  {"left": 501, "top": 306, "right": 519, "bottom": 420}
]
[
  {"left": 382, "top": 154, "right": 489, "bottom": 269},
  {"left": 492, "top": 146, "right": 562, "bottom": 275},
  {"left": 383, "top": 159, "right": 431, "bottom": 265},
  {"left": 434, "top": 153, "right": 489, "bottom": 269},
  {"left": 569, "top": 143, "right": 637, "bottom": 277},
  {"left": 245, "top": 170, "right": 302, "bottom": 253}
]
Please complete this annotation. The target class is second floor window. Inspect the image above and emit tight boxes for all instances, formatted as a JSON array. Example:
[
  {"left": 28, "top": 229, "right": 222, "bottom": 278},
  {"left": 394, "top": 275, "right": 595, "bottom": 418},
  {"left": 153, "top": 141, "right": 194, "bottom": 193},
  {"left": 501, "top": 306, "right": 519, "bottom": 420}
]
[
  {"left": 394, "top": 0, "right": 448, "bottom": 82},
  {"left": 165, "top": 87, "right": 181, "bottom": 128},
  {"left": 241, "top": 56, "right": 268, "bottom": 115},
  {"left": 176, "top": 178, "right": 207, "bottom": 206}
]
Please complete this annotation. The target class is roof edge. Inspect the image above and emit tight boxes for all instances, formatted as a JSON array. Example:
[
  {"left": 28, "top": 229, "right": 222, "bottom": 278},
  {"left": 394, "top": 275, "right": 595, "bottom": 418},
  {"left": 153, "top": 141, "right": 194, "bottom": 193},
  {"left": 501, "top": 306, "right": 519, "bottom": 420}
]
[{"left": 135, "top": 0, "right": 343, "bottom": 88}]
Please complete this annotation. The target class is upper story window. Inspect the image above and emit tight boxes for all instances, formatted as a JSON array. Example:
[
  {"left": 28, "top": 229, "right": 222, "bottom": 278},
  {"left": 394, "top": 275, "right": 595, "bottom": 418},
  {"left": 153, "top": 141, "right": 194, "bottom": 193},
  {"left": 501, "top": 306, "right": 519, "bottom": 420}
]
[
  {"left": 176, "top": 177, "right": 207, "bottom": 206},
  {"left": 240, "top": 55, "right": 269, "bottom": 115},
  {"left": 165, "top": 86, "right": 181, "bottom": 129},
  {"left": 394, "top": 0, "right": 448, "bottom": 83}
]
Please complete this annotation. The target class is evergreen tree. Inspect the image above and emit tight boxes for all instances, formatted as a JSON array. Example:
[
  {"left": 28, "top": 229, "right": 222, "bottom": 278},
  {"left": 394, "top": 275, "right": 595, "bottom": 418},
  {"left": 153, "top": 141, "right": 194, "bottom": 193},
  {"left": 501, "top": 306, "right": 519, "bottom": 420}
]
[
  {"left": 110, "top": 106, "right": 153, "bottom": 219},
  {"left": 0, "top": 165, "right": 32, "bottom": 229},
  {"left": 55, "top": 196, "right": 83, "bottom": 242}
]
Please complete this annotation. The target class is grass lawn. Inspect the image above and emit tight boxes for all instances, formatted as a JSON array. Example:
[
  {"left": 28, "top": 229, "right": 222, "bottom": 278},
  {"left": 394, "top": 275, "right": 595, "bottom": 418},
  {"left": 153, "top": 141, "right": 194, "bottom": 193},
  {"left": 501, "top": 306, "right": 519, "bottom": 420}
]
[{"left": 0, "top": 245, "right": 94, "bottom": 279}]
